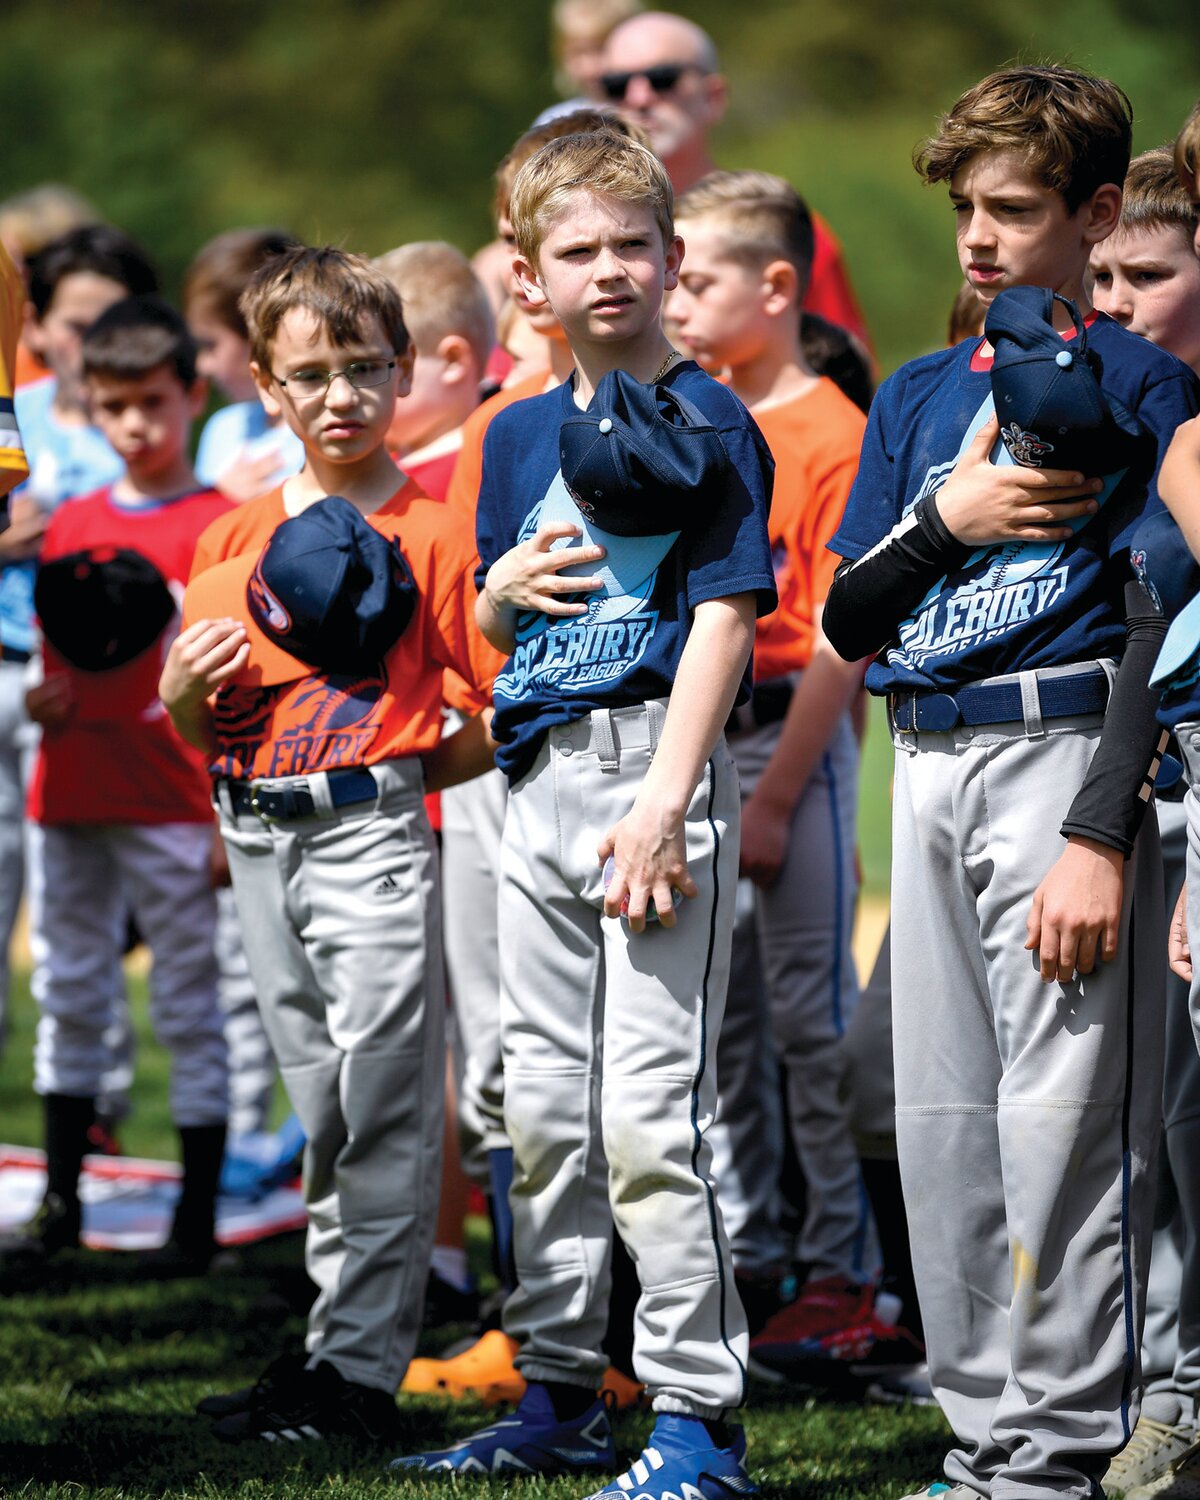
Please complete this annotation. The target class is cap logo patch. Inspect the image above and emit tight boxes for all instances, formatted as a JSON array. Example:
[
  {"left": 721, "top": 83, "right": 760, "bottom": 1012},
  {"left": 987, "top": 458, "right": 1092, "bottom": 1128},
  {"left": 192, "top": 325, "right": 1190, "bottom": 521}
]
[
  {"left": 1001, "top": 423, "right": 1055, "bottom": 468},
  {"left": 249, "top": 560, "right": 292, "bottom": 633}
]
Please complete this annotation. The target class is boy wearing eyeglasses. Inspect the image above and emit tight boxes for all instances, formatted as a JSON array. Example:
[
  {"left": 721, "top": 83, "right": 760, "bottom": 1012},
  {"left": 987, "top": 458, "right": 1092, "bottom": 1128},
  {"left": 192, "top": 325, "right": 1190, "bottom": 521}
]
[{"left": 161, "top": 244, "right": 502, "bottom": 1445}]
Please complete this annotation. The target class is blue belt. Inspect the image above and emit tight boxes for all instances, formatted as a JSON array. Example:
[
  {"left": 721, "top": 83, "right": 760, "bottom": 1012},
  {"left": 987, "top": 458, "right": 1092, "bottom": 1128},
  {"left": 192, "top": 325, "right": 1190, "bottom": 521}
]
[
  {"left": 221, "top": 767, "right": 379, "bottom": 824},
  {"left": 889, "top": 667, "right": 1110, "bottom": 733}
]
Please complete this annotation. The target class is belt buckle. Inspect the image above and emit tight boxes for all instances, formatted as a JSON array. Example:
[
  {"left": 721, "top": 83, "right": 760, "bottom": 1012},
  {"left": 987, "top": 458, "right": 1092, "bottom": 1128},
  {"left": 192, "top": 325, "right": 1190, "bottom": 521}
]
[
  {"left": 248, "top": 778, "right": 309, "bottom": 824},
  {"left": 893, "top": 692, "right": 918, "bottom": 735}
]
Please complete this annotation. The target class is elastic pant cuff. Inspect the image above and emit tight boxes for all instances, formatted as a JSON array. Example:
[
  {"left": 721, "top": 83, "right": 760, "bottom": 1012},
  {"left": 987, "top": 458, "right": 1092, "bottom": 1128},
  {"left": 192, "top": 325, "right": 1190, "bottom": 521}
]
[
  {"left": 653, "top": 1396, "right": 733, "bottom": 1420},
  {"left": 515, "top": 1361, "right": 602, "bottom": 1391}
]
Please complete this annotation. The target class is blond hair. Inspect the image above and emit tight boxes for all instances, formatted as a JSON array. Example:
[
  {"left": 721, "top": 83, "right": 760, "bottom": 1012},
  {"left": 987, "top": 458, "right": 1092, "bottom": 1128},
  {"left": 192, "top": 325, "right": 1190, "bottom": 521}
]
[
  {"left": 915, "top": 65, "right": 1132, "bottom": 213},
  {"left": 676, "top": 170, "right": 814, "bottom": 298},
  {"left": 1175, "top": 101, "right": 1200, "bottom": 196},
  {"left": 240, "top": 245, "right": 409, "bottom": 371},
  {"left": 510, "top": 128, "right": 673, "bottom": 267},
  {"left": 1117, "top": 148, "right": 1198, "bottom": 241},
  {"left": 0, "top": 184, "right": 99, "bottom": 262},
  {"left": 374, "top": 241, "right": 494, "bottom": 370},
  {"left": 493, "top": 108, "right": 651, "bottom": 226}
]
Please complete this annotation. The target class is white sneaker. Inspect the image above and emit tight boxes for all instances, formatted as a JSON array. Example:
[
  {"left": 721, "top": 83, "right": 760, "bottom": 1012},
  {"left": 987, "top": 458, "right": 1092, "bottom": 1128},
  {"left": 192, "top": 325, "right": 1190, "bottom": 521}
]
[
  {"left": 1104, "top": 1396, "right": 1199, "bottom": 1496},
  {"left": 1125, "top": 1435, "right": 1200, "bottom": 1499}
]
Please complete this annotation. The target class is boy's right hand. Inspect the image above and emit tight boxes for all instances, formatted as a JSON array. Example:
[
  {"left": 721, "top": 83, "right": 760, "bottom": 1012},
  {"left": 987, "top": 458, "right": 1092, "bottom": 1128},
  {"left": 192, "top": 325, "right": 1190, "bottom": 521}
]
[
  {"left": 25, "top": 672, "right": 73, "bottom": 730},
  {"left": 484, "top": 523, "right": 606, "bottom": 620},
  {"left": 159, "top": 618, "right": 249, "bottom": 715},
  {"left": 935, "top": 414, "right": 1103, "bottom": 545},
  {"left": 1170, "top": 880, "right": 1191, "bottom": 982}
]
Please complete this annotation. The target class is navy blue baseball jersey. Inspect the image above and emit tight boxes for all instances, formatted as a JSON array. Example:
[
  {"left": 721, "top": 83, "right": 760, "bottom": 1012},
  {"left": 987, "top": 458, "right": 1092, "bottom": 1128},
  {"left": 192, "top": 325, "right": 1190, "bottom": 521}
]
[
  {"left": 476, "top": 361, "right": 777, "bottom": 783},
  {"left": 829, "top": 315, "right": 1198, "bottom": 696},
  {"left": 1130, "top": 509, "right": 1200, "bottom": 729}
]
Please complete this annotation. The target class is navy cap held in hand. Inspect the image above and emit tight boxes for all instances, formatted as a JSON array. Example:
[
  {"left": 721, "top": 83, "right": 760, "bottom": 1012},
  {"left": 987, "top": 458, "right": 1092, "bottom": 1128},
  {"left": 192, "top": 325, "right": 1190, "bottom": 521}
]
[
  {"left": 985, "top": 286, "right": 1150, "bottom": 477},
  {"left": 559, "top": 367, "right": 730, "bottom": 538},
  {"left": 249, "top": 494, "right": 417, "bottom": 675}
]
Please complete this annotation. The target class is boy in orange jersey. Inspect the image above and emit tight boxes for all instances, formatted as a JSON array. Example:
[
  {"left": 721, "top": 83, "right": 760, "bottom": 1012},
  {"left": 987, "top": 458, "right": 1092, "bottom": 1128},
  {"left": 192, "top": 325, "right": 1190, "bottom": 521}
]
[
  {"left": 0, "top": 296, "right": 232, "bottom": 1275},
  {"left": 669, "top": 171, "right": 890, "bottom": 1353},
  {"left": 374, "top": 241, "right": 494, "bottom": 502},
  {"left": 160, "top": 246, "right": 501, "bottom": 1445}
]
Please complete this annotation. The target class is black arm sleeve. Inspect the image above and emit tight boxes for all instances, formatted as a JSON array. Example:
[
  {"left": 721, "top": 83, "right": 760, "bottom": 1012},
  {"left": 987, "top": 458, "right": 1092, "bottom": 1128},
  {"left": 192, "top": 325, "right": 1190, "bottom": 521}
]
[
  {"left": 1059, "top": 579, "right": 1167, "bottom": 856},
  {"left": 823, "top": 495, "right": 972, "bottom": 662}
]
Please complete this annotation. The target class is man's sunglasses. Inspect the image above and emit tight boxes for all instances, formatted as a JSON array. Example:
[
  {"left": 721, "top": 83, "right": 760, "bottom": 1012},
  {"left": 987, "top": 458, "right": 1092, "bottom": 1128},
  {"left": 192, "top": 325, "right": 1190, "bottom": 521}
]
[{"left": 599, "top": 62, "right": 706, "bottom": 102}]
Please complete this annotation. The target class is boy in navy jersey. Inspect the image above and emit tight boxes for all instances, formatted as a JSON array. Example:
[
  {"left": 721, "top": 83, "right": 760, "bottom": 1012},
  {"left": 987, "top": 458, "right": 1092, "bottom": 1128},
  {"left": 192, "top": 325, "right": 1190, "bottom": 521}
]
[
  {"left": 392, "top": 127, "right": 775, "bottom": 1500},
  {"left": 823, "top": 67, "right": 1198, "bottom": 1500}
]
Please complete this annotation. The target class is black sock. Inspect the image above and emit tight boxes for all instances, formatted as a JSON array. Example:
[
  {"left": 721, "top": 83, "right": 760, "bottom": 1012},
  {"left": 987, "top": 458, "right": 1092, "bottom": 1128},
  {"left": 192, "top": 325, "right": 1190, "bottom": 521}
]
[
  {"left": 43, "top": 1093, "right": 95, "bottom": 1207},
  {"left": 542, "top": 1380, "right": 596, "bottom": 1421},
  {"left": 860, "top": 1156, "right": 923, "bottom": 1340},
  {"left": 174, "top": 1123, "right": 227, "bottom": 1258}
]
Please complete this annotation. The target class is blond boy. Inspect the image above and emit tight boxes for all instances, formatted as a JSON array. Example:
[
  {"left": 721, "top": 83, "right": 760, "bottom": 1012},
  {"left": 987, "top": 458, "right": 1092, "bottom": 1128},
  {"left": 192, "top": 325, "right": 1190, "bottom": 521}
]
[{"left": 392, "top": 128, "right": 774, "bottom": 1499}]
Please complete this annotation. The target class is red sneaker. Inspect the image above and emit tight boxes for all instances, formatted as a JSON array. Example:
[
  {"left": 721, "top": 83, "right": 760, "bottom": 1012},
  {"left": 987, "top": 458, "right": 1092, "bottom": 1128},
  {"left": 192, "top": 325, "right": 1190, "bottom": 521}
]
[{"left": 750, "top": 1274, "right": 874, "bottom": 1350}]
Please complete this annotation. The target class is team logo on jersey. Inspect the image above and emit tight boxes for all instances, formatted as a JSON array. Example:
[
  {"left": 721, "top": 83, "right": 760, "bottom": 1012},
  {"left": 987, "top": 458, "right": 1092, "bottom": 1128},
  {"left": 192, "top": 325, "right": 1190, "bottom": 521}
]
[
  {"left": 891, "top": 395, "right": 1076, "bottom": 670},
  {"left": 210, "top": 671, "right": 385, "bottom": 779},
  {"left": 1000, "top": 422, "right": 1055, "bottom": 468},
  {"left": 495, "top": 475, "right": 673, "bottom": 701}
]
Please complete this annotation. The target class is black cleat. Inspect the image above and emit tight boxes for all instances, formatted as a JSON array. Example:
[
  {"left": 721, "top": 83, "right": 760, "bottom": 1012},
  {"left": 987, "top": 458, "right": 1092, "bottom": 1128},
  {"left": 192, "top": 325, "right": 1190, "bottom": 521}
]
[{"left": 211, "top": 1360, "right": 401, "bottom": 1444}]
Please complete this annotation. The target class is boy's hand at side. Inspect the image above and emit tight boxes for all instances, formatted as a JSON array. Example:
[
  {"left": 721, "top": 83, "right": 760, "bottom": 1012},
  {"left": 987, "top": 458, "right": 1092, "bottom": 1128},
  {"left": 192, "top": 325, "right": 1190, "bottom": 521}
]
[
  {"left": 478, "top": 523, "right": 605, "bottom": 652},
  {"left": 598, "top": 801, "right": 697, "bottom": 934},
  {"left": 159, "top": 618, "right": 249, "bottom": 754},
  {"left": 936, "top": 414, "right": 1102, "bottom": 545},
  {"left": 25, "top": 672, "right": 73, "bottom": 730},
  {"left": 1025, "top": 833, "right": 1125, "bottom": 983},
  {"left": 1170, "top": 881, "right": 1191, "bottom": 982}
]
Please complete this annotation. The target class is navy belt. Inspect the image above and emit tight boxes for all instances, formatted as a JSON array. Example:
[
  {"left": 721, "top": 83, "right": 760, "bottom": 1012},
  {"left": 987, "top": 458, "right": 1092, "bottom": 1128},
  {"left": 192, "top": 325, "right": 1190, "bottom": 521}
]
[
  {"left": 726, "top": 679, "right": 794, "bottom": 735},
  {"left": 0, "top": 644, "right": 30, "bottom": 664},
  {"left": 221, "top": 767, "right": 378, "bottom": 824},
  {"left": 889, "top": 668, "right": 1110, "bottom": 733}
]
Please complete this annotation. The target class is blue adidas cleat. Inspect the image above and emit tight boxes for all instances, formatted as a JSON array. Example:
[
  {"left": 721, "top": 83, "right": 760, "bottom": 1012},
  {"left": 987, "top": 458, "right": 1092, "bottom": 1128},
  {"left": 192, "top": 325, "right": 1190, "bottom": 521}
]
[
  {"left": 387, "top": 1382, "right": 615, "bottom": 1477},
  {"left": 581, "top": 1415, "right": 757, "bottom": 1500}
]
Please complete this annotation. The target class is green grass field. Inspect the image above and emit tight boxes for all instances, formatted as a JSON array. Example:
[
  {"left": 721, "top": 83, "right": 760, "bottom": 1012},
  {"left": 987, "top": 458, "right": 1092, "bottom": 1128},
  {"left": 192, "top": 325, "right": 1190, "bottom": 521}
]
[{"left": 0, "top": 727, "right": 910, "bottom": 1497}]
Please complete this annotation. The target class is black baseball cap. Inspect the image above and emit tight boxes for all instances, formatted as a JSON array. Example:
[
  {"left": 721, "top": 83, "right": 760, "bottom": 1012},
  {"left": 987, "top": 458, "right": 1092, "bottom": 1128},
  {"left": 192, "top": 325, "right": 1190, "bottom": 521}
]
[
  {"left": 35, "top": 547, "right": 176, "bottom": 672},
  {"left": 985, "top": 286, "right": 1150, "bottom": 477}
]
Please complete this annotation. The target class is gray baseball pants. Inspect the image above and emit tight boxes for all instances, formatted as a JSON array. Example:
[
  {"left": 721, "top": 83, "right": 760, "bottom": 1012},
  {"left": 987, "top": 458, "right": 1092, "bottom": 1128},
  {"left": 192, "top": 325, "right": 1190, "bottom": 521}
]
[
  {"left": 217, "top": 757, "right": 443, "bottom": 1393},
  {"left": 891, "top": 704, "right": 1165, "bottom": 1500},
  {"left": 215, "top": 886, "right": 277, "bottom": 1139},
  {"left": 719, "top": 703, "right": 872, "bottom": 1281},
  {"left": 499, "top": 700, "right": 749, "bottom": 1418},
  {"left": 27, "top": 820, "right": 228, "bottom": 1127}
]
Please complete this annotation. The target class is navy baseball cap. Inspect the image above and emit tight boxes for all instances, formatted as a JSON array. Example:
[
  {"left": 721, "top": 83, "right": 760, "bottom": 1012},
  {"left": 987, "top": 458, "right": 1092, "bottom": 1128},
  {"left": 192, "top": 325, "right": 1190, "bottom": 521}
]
[
  {"left": 35, "top": 546, "right": 176, "bottom": 672},
  {"left": 250, "top": 495, "right": 417, "bottom": 677},
  {"left": 985, "top": 287, "right": 1150, "bottom": 477},
  {"left": 559, "top": 368, "right": 729, "bottom": 538}
]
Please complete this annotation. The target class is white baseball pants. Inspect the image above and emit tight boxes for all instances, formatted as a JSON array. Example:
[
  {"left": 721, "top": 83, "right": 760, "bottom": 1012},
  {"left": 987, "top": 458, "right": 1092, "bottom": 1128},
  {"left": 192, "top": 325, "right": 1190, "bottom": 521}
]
[
  {"left": 499, "top": 700, "right": 749, "bottom": 1419},
  {"left": 891, "top": 709, "right": 1165, "bottom": 1500},
  {"left": 216, "top": 757, "right": 443, "bottom": 1393}
]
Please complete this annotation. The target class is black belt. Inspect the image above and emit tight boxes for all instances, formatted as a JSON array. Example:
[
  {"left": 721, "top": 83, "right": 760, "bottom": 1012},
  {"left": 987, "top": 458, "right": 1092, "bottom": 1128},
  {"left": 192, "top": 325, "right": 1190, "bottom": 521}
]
[
  {"left": 726, "top": 679, "right": 794, "bottom": 735},
  {"left": 220, "top": 767, "right": 379, "bottom": 824},
  {"left": 0, "top": 645, "right": 30, "bottom": 664},
  {"left": 888, "top": 668, "right": 1110, "bottom": 733}
]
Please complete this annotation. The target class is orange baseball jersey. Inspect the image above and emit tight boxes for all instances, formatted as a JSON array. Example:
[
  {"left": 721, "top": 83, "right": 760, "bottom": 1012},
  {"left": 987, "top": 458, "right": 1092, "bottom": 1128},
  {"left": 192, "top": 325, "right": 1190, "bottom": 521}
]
[
  {"left": 751, "top": 376, "right": 866, "bottom": 681},
  {"left": 189, "top": 479, "right": 503, "bottom": 781},
  {"left": 445, "top": 370, "right": 555, "bottom": 524},
  {"left": 29, "top": 485, "right": 234, "bottom": 825},
  {"left": 441, "top": 370, "right": 554, "bottom": 713},
  {"left": 0, "top": 244, "right": 28, "bottom": 484}
]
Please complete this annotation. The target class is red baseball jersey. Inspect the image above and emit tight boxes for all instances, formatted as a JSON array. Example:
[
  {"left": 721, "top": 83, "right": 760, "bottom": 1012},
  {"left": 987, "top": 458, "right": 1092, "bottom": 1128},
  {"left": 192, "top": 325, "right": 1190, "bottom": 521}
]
[{"left": 29, "top": 485, "right": 234, "bottom": 825}]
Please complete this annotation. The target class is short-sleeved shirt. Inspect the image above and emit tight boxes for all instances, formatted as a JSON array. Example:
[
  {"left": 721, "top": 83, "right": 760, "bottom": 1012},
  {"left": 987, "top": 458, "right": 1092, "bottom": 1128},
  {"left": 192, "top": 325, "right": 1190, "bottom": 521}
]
[
  {"left": 752, "top": 377, "right": 865, "bottom": 680},
  {"left": 194, "top": 400, "right": 305, "bottom": 491},
  {"left": 829, "top": 314, "right": 1200, "bottom": 696},
  {"left": 29, "top": 485, "right": 234, "bottom": 826},
  {"left": 191, "top": 479, "right": 503, "bottom": 782},
  {"left": 0, "top": 378, "right": 125, "bottom": 654},
  {"left": 476, "top": 359, "right": 777, "bottom": 784}
]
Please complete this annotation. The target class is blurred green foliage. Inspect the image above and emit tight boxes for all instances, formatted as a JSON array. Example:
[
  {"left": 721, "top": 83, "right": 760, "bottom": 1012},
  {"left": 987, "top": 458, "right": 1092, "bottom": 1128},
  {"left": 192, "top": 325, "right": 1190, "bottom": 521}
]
[{"left": 0, "top": 0, "right": 1197, "bottom": 376}]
